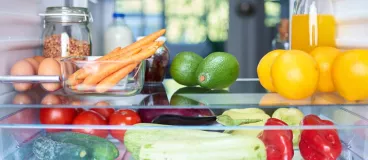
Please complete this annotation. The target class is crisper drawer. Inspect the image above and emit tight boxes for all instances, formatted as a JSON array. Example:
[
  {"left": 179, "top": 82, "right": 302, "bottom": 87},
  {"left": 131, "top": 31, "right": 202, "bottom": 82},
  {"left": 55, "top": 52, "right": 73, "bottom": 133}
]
[{"left": 0, "top": 104, "right": 367, "bottom": 160}]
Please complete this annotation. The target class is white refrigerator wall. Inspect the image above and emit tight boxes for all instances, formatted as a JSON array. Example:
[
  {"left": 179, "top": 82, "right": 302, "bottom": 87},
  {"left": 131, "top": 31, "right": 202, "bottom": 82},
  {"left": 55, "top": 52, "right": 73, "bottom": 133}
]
[{"left": 0, "top": 1, "right": 64, "bottom": 158}]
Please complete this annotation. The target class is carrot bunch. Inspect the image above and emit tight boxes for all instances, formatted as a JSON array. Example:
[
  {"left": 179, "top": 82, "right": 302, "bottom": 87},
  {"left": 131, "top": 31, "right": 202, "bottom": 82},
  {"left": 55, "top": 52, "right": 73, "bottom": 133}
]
[{"left": 67, "top": 29, "right": 166, "bottom": 93}]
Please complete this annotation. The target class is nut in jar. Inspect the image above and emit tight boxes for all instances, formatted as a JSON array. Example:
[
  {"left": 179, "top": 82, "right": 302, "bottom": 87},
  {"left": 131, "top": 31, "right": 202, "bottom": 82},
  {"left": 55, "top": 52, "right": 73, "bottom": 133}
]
[
  {"left": 43, "top": 34, "right": 90, "bottom": 58},
  {"left": 41, "top": 7, "right": 92, "bottom": 58}
]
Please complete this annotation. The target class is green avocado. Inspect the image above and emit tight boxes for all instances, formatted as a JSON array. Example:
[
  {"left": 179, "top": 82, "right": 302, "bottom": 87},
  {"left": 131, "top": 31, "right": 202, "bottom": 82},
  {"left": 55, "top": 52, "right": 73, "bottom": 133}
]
[
  {"left": 170, "top": 51, "right": 203, "bottom": 86},
  {"left": 196, "top": 52, "right": 239, "bottom": 89}
]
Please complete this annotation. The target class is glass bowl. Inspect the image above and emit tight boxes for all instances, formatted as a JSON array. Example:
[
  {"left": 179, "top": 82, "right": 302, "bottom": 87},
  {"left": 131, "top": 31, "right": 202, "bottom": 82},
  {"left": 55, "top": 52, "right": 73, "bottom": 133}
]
[{"left": 60, "top": 56, "right": 145, "bottom": 96}]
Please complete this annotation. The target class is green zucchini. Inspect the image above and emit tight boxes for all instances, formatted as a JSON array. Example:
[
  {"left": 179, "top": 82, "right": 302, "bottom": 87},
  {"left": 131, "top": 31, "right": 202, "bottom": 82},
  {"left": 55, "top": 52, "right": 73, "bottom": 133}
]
[
  {"left": 139, "top": 135, "right": 267, "bottom": 160},
  {"left": 32, "top": 136, "right": 88, "bottom": 160},
  {"left": 124, "top": 123, "right": 231, "bottom": 160},
  {"left": 48, "top": 132, "right": 118, "bottom": 160}
]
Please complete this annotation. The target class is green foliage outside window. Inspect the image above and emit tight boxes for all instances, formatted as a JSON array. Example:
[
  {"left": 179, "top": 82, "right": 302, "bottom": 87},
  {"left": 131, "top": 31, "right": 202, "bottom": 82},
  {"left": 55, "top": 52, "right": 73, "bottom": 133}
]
[{"left": 115, "top": 0, "right": 281, "bottom": 44}]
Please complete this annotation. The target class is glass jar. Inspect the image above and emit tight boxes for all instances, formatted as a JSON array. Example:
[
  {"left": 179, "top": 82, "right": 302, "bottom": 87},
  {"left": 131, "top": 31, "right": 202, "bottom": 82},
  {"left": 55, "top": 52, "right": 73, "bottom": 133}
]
[
  {"left": 137, "top": 36, "right": 169, "bottom": 84},
  {"left": 41, "top": 7, "right": 92, "bottom": 58},
  {"left": 291, "top": 0, "right": 335, "bottom": 53}
]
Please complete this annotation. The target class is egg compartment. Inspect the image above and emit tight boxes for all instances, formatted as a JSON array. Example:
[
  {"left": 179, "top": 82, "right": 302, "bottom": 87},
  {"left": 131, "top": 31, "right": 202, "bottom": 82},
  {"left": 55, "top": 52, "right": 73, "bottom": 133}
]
[{"left": 60, "top": 56, "right": 146, "bottom": 96}]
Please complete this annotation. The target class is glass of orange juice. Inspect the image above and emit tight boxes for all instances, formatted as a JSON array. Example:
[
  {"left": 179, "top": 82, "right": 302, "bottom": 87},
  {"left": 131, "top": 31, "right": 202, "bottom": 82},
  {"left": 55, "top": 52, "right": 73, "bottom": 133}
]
[{"left": 291, "top": 0, "right": 336, "bottom": 53}]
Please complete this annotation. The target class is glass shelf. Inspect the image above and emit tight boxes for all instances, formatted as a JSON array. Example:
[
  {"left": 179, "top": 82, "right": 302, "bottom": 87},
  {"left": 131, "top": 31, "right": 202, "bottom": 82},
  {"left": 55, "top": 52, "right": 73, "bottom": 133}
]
[{"left": 0, "top": 79, "right": 367, "bottom": 160}]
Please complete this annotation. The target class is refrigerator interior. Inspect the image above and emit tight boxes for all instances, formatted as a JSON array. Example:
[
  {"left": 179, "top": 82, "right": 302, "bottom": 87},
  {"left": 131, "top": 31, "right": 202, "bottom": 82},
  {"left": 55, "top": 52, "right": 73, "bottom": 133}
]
[{"left": 0, "top": 0, "right": 367, "bottom": 160}]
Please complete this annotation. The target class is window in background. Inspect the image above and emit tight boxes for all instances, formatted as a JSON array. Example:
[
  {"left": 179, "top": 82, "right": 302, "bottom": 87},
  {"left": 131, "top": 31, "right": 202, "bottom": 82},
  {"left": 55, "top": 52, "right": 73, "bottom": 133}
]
[
  {"left": 115, "top": 0, "right": 229, "bottom": 44},
  {"left": 264, "top": 0, "right": 281, "bottom": 27}
]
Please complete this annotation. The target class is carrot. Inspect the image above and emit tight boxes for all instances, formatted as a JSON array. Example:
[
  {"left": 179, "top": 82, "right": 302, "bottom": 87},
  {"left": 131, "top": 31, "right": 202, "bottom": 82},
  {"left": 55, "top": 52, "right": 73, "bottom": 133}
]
[
  {"left": 106, "top": 42, "right": 155, "bottom": 61},
  {"left": 67, "top": 69, "right": 84, "bottom": 85},
  {"left": 74, "top": 46, "right": 143, "bottom": 80},
  {"left": 95, "top": 62, "right": 139, "bottom": 93},
  {"left": 98, "top": 29, "right": 166, "bottom": 61},
  {"left": 82, "top": 42, "right": 163, "bottom": 86},
  {"left": 67, "top": 29, "right": 165, "bottom": 82}
]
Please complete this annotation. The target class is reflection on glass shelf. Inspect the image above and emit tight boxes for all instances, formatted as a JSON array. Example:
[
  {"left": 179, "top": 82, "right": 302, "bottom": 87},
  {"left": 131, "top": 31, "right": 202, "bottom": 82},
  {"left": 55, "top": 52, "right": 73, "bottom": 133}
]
[{"left": 1, "top": 79, "right": 368, "bottom": 108}]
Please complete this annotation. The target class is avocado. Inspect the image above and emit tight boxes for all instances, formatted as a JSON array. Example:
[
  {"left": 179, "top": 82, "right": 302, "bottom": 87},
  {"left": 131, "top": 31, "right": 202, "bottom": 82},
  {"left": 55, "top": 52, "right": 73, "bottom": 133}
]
[
  {"left": 196, "top": 52, "right": 239, "bottom": 89},
  {"left": 170, "top": 52, "right": 203, "bottom": 86}
]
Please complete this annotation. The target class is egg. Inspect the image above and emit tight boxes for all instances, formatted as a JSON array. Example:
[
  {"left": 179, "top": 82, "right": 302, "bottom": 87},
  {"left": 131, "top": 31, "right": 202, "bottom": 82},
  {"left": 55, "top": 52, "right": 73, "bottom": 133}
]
[
  {"left": 12, "top": 93, "right": 33, "bottom": 104},
  {"left": 25, "top": 58, "right": 39, "bottom": 73},
  {"left": 41, "top": 94, "right": 61, "bottom": 105},
  {"left": 38, "top": 58, "right": 61, "bottom": 92},
  {"left": 10, "top": 60, "right": 35, "bottom": 91},
  {"left": 33, "top": 56, "right": 45, "bottom": 63}
]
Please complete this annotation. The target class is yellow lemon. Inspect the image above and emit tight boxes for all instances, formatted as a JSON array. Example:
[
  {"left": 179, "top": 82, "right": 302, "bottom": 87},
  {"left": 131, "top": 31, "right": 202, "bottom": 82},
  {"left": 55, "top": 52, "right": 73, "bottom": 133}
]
[
  {"left": 310, "top": 47, "right": 340, "bottom": 92},
  {"left": 257, "top": 50, "right": 286, "bottom": 92},
  {"left": 332, "top": 49, "right": 368, "bottom": 101},
  {"left": 271, "top": 50, "right": 319, "bottom": 100}
]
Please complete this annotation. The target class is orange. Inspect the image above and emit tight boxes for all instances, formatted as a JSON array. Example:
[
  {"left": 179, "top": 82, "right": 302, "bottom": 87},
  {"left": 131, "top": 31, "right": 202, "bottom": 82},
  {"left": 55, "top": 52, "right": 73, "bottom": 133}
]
[
  {"left": 310, "top": 47, "right": 340, "bottom": 92},
  {"left": 271, "top": 50, "right": 319, "bottom": 100},
  {"left": 332, "top": 49, "right": 368, "bottom": 101},
  {"left": 257, "top": 50, "right": 286, "bottom": 92}
]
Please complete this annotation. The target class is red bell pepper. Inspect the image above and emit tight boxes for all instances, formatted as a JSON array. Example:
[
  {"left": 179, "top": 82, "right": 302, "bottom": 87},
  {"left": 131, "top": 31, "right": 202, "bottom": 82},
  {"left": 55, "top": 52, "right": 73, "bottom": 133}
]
[
  {"left": 258, "top": 118, "right": 294, "bottom": 160},
  {"left": 299, "top": 114, "right": 342, "bottom": 160}
]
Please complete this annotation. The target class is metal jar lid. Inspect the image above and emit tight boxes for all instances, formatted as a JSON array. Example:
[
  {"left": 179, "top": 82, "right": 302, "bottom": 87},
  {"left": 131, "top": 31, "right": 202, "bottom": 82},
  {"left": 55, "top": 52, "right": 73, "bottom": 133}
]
[{"left": 39, "top": 7, "right": 92, "bottom": 23}]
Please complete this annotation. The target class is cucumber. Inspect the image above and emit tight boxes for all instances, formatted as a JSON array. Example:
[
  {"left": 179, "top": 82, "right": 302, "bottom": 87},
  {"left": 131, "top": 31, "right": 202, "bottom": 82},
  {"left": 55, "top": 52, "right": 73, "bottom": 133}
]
[
  {"left": 124, "top": 123, "right": 231, "bottom": 160},
  {"left": 139, "top": 135, "right": 267, "bottom": 160},
  {"left": 32, "top": 136, "right": 88, "bottom": 160},
  {"left": 48, "top": 132, "right": 118, "bottom": 160}
]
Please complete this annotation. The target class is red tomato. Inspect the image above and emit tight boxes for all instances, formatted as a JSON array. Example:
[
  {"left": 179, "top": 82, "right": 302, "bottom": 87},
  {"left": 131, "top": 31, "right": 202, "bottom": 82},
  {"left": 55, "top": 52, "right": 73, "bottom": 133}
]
[
  {"left": 76, "top": 108, "right": 86, "bottom": 114},
  {"left": 109, "top": 109, "right": 141, "bottom": 141},
  {"left": 72, "top": 110, "right": 108, "bottom": 138},
  {"left": 40, "top": 108, "right": 77, "bottom": 132},
  {"left": 90, "top": 108, "right": 115, "bottom": 119}
]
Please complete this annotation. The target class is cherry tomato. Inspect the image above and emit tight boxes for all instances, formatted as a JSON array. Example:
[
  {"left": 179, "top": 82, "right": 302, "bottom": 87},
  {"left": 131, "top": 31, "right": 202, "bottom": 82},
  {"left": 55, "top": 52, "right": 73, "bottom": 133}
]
[
  {"left": 90, "top": 108, "right": 115, "bottom": 119},
  {"left": 40, "top": 108, "right": 77, "bottom": 132},
  {"left": 72, "top": 110, "right": 108, "bottom": 138},
  {"left": 109, "top": 109, "right": 141, "bottom": 141}
]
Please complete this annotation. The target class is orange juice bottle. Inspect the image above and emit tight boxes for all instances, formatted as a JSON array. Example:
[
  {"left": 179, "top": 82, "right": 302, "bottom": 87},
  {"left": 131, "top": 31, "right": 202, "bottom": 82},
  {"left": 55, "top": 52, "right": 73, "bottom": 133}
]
[{"left": 291, "top": 0, "right": 336, "bottom": 53}]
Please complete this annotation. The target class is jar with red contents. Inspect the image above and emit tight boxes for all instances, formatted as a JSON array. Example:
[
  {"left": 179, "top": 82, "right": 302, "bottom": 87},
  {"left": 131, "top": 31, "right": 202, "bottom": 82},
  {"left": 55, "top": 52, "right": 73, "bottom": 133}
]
[{"left": 137, "top": 36, "right": 169, "bottom": 84}]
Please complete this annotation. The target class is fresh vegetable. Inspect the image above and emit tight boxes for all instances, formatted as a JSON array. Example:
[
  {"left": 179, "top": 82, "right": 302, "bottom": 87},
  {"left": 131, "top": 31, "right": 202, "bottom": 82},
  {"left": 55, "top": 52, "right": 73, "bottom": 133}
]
[
  {"left": 170, "top": 51, "right": 203, "bottom": 86},
  {"left": 229, "top": 121, "right": 268, "bottom": 137},
  {"left": 81, "top": 41, "right": 164, "bottom": 90},
  {"left": 258, "top": 118, "right": 294, "bottom": 160},
  {"left": 67, "top": 29, "right": 166, "bottom": 85},
  {"left": 221, "top": 108, "right": 270, "bottom": 123},
  {"left": 90, "top": 108, "right": 115, "bottom": 119},
  {"left": 220, "top": 108, "right": 271, "bottom": 137},
  {"left": 48, "top": 132, "right": 119, "bottom": 160},
  {"left": 124, "top": 123, "right": 231, "bottom": 160},
  {"left": 139, "top": 135, "right": 267, "bottom": 160},
  {"left": 100, "top": 29, "right": 166, "bottom": 61},
  {"left": 33, "top": 136, "right": 88, "bottom": 160},
  {"left": 196, "top": 52, "right": 239, "bottom": 89},
  {"left": 299, "top": 115, "right": 342, "bottom": 160},
  {"left": 72, "top": 110, "right": 108, "bottom": 138},
  {"left": 95, "top": 62, "right": 139, "bottom": 93},
  {"left": 272, "top": 108, "right": 304, "bottom": 145},
  {"left": 216, "top": 115, "right": 261, "bottom": 126},
  {"left": 40, "top": 108, "right": 77, "bottom": 132},
  {"left": 137, "top": 108, "right": 213, "bottom": 123},
  {"left": 81, "top": 47, "right": 142, "bottom": 86},
  {"left": 109, "top": 109, "right": 141, "bottom": 142}
]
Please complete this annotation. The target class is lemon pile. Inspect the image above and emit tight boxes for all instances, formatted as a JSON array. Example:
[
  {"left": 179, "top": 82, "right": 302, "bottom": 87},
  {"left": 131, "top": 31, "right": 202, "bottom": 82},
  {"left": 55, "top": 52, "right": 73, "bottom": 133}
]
[{"left": 257, "top": 47, "right": 368, "bottom": 101}]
